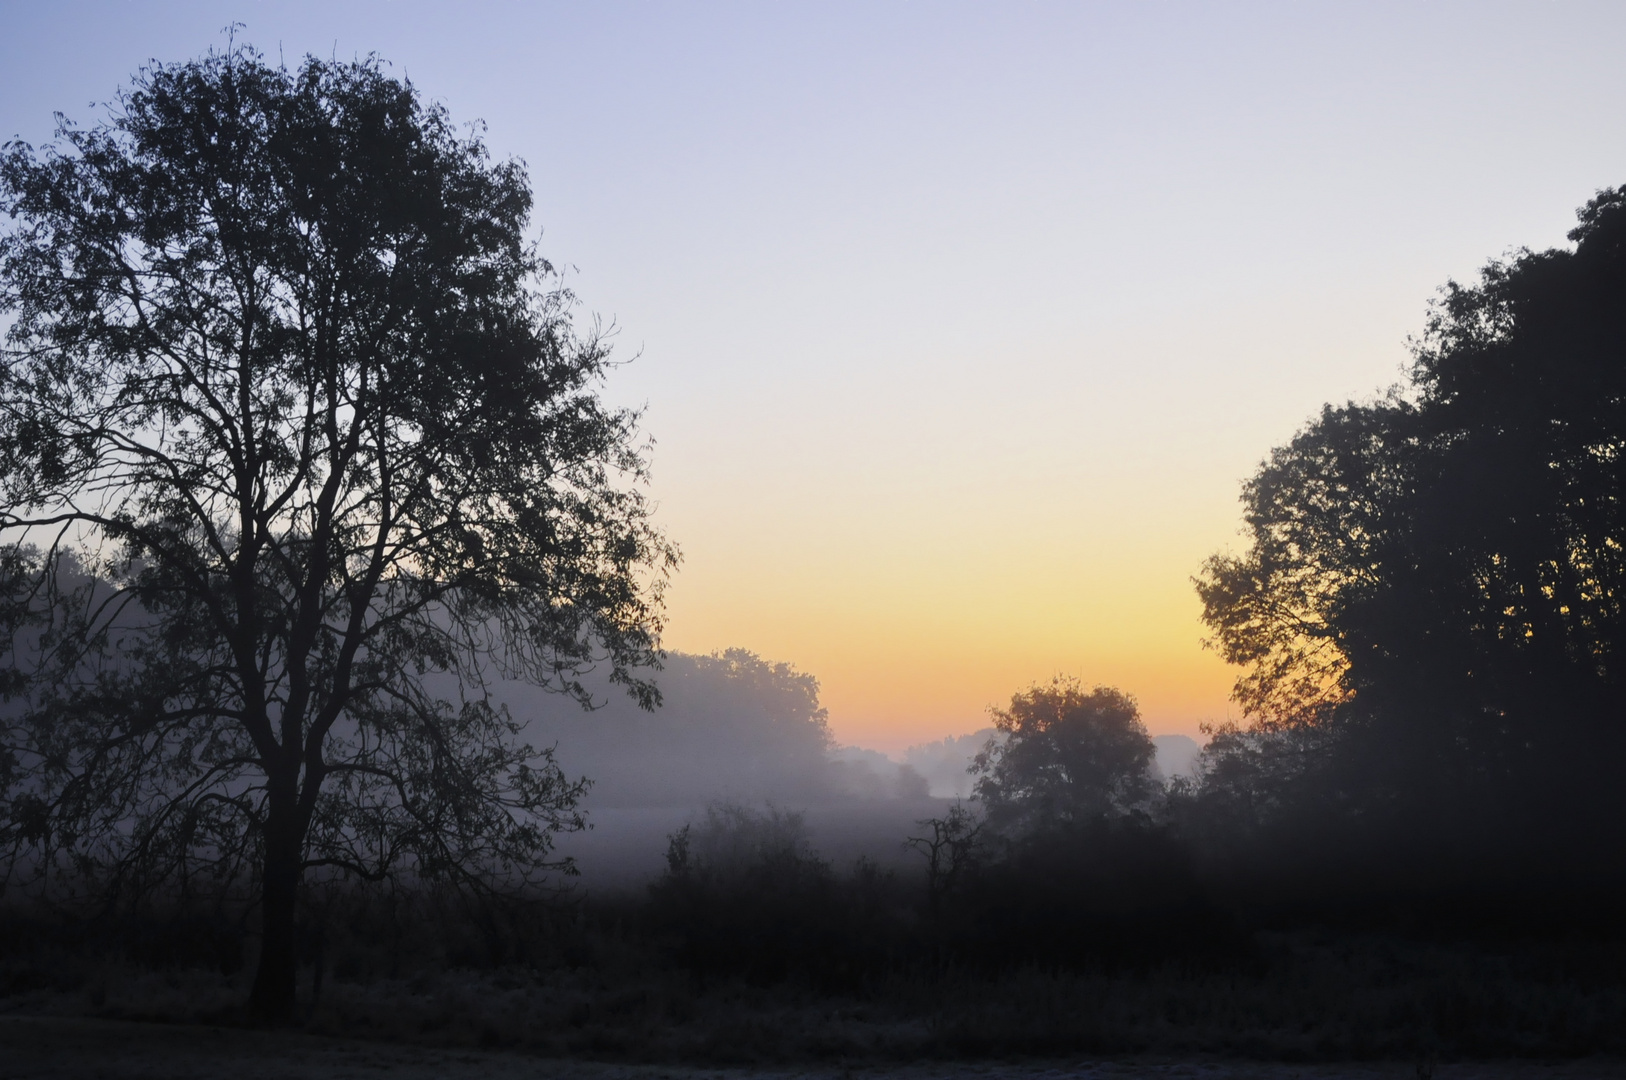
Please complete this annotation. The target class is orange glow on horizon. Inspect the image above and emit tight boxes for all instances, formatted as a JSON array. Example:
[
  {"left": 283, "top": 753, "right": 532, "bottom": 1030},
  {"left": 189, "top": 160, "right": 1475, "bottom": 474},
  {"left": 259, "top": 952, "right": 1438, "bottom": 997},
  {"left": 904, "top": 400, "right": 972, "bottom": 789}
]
[{"left": 655, "top": 483, "right": 1243, "bottom": 755}]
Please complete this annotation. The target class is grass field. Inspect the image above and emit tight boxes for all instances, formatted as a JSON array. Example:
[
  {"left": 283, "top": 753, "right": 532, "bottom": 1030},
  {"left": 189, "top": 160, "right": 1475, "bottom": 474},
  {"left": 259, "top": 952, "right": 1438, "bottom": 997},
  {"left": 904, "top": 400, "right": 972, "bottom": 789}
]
[{"left": 6, "top": 1015, "right": 1626, "bottom": 1080}]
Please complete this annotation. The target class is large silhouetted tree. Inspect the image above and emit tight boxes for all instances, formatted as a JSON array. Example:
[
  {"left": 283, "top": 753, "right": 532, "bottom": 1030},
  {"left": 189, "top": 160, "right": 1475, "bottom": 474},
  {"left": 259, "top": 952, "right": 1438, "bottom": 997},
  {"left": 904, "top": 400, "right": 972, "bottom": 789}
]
[
  {"left": 1196, "top": 186, "right": 1626, "bottom": 860},
  {"left": 0, "top": 45, "right": 675, "bottom": 1020}
]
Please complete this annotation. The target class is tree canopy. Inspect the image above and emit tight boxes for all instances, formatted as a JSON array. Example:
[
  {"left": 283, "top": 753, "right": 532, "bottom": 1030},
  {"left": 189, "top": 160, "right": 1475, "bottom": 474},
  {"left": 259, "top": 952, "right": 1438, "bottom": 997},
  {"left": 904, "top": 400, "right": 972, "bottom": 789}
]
[
  {"left": 0, "top": 45, "right": 675, "bottom": 1019},
  {"left": 1195, "top": 186, "right": 1626, "bottom": 864},
  {"left": 972, "top": 678, "right": 1156, "bottom": 832}
]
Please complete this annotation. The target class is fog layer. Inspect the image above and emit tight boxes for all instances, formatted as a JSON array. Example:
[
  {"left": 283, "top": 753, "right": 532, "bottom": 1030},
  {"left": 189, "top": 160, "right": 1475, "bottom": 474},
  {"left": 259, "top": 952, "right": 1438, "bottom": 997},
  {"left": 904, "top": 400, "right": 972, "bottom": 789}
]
[
  {"left": 490, "top": 650, "right": 941, "bottom": 886},
  {"left": 486, "top": 652, "right": 1199, "bottom": 888}
]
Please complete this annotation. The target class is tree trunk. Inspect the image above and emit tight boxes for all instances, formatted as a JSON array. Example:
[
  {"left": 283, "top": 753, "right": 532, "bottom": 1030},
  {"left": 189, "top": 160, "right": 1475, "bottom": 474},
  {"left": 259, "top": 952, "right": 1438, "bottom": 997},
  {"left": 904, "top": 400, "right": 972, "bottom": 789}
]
[{"left": 249, "top": 784, "right": 303, "bottom": 1023}]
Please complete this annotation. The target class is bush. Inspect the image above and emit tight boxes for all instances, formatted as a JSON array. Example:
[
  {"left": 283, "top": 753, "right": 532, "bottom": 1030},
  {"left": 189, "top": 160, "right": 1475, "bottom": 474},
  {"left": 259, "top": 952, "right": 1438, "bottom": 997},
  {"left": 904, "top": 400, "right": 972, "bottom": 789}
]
[
  {"left": 646, "top": 803, "right": 908, "bottom": 987},
  {"left": 936, "top": 815, "right": 1237, "bottom": 971}
]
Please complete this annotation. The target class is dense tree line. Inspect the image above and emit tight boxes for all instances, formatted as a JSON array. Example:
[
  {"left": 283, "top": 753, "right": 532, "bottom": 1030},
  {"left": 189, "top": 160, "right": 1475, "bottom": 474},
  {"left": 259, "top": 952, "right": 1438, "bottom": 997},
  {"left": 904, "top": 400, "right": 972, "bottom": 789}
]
[{"left": 1192, "top": 186, "right": 1626, "bottom": 900}]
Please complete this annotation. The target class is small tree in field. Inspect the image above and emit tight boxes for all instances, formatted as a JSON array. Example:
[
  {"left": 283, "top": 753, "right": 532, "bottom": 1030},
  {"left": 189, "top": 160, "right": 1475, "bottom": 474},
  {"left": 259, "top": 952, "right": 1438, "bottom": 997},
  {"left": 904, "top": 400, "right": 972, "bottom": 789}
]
[
  {"left": 972, "top": 678, "right": 1156, "bottom": 832},
  {"left": 905, "top": 800, "right": 984, "bottom": 911},
  {"left": 0, "top": 45, "right": 675, "bottom": 1020}
]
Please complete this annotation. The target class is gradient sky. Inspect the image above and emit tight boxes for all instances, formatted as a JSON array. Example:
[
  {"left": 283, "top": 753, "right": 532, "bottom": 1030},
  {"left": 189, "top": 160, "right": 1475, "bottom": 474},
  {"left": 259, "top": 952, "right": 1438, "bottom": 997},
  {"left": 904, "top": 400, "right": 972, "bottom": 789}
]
[{"left": 5, "top": 2, "right": 1626, "bottom": 753}]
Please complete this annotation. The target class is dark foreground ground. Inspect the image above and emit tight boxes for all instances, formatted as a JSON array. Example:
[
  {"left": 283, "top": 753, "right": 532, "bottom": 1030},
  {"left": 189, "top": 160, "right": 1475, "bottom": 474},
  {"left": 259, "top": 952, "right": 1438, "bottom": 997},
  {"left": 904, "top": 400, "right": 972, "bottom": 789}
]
[
  {"left": 3, "top": 1016, "right": 1626, "bottom": 1080},
  {"left": 7, "top": 928, "right": 1626, "bottom": 1068}
]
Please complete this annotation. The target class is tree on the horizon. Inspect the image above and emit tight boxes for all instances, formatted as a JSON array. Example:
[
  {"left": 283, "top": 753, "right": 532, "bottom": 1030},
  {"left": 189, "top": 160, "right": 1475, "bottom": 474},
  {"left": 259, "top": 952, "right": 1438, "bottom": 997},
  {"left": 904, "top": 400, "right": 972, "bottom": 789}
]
[
  {"left": 0, "top": 45, "right": 676, "bottom": 1020},
  {"left": 972, "top": 678, "right": 1157, "bottom": 832}
]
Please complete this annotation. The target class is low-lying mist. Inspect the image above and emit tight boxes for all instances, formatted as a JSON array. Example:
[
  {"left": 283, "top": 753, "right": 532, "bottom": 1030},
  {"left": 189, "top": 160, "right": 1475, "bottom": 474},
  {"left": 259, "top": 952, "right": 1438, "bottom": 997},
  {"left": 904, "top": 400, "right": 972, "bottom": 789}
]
[{"left": 488, "top": 650, "right": 1202, "bottom": 889}]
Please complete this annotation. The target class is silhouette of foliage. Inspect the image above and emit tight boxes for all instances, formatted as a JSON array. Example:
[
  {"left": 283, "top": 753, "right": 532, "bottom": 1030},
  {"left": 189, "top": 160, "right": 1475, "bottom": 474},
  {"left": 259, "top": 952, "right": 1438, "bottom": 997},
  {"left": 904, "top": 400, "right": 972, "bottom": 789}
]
[
  {"left": 905, "top": 800, "right": 984, "bottom": 912},
  {"left": 972, "top": 678, "right": 1157, "bottom": 833},
  {"left": 0, "top": 43, "right": 675, "bottom": 1020},
  {"left": 649, "top": 803, "right": 864, "bottom": 985},
  {"left": 1196, "top": 185, "right": 1626, "bottom": 876},
  {"left": 951, "top": 815, "right": 1228, "bottom": 971}
]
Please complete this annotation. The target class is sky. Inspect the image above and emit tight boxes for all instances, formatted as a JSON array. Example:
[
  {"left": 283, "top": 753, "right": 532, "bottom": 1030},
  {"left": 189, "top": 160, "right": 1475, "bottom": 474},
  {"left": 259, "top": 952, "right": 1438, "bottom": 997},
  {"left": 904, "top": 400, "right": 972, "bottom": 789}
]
[{"left": 3, "top": 1, "right": 1625, "bottom": 753}]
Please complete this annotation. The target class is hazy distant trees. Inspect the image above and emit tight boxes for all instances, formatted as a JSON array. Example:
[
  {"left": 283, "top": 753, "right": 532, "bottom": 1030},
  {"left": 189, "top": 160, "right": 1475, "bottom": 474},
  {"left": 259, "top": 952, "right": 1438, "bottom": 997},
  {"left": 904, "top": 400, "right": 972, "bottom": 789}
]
[
  {"left": 0, "top": 45, "right": 673, "bottom": 1019},
  {"left": 972, "top": 678, "right": 1157, "bottom": 832},
  {"left": 1195, "top": 186, "right": 1626, "bottom": 867},
  {"left": 904, "top": 730, "right": 998, "bottom": 798},
  {"left": 506, "top": 648, "right": 861, "bottom": 808}
]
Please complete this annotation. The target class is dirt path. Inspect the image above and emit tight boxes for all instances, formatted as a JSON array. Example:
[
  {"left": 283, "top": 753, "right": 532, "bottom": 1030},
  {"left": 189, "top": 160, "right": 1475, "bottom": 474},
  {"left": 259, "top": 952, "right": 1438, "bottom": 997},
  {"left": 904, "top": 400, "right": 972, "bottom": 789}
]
[{"left": 1, "top": 1015, "right": 1622, "bottom": 1080}]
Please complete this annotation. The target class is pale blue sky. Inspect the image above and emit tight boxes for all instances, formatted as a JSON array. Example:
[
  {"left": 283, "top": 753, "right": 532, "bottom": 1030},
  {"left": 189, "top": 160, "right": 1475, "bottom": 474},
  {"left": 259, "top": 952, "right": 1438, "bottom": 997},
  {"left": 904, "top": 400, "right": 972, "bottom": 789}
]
[{"left": 5, "top": 2, "right": 1625, "bottom": 749}]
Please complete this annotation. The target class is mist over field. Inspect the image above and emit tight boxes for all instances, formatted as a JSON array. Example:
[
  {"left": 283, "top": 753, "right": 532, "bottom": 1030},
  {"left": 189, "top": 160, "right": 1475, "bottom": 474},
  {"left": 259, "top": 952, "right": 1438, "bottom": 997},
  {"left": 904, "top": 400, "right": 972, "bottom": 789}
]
[
  {"left": 497, "top": 650, "right": 936, "bottom": 886},
  {"left": 490, "top": 652, "right": 1204, "bottom": 887}
]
